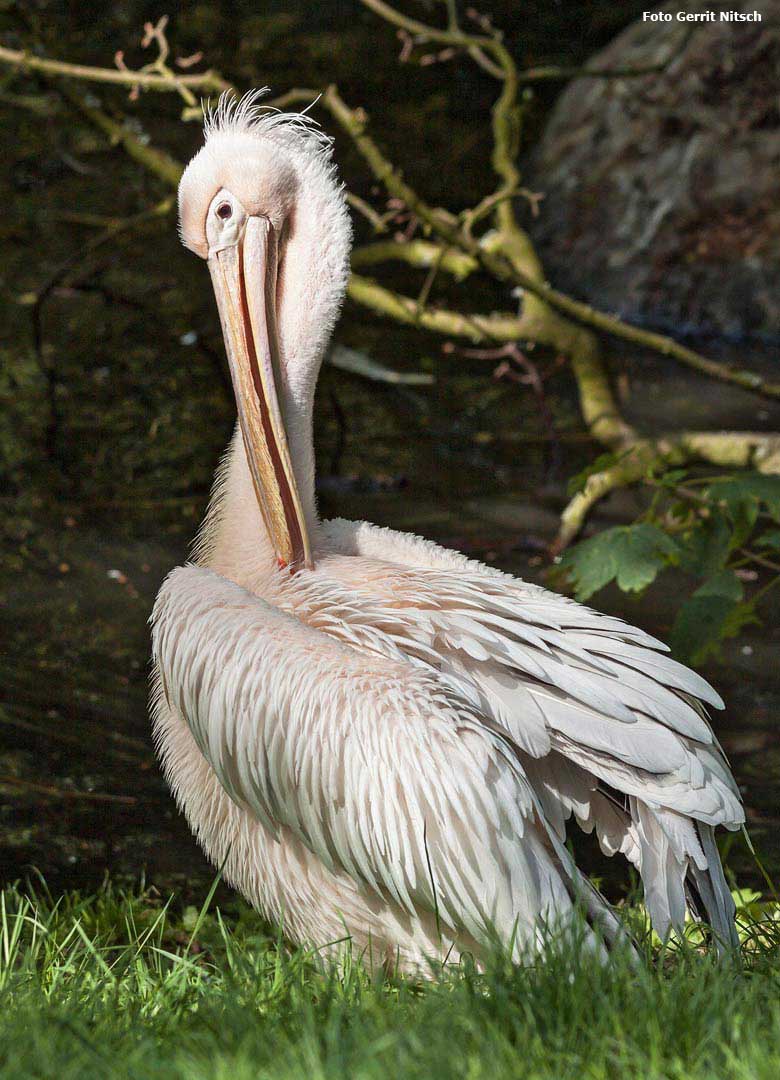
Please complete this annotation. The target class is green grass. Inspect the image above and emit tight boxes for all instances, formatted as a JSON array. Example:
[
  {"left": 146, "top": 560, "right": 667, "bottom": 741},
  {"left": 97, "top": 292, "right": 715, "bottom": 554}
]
[{"left": 0, "top": 880, "right": 779, "bottom": 1079}]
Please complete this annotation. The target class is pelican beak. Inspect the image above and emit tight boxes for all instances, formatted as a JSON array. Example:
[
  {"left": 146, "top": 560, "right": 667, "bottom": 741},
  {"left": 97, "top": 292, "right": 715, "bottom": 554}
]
[{"left": 208, "top": 217, "right": 311, "bottom": 570}]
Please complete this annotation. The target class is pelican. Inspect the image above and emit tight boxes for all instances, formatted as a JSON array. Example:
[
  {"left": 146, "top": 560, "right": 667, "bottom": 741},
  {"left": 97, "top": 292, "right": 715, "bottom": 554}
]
[{"left": 151, "top": 92, "right": 743, "bottom": 971}]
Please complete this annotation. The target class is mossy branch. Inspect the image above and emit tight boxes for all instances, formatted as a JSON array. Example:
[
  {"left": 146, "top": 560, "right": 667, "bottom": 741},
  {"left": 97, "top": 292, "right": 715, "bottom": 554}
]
[
  {"left": 348, "top": 274, "right": 534, "bottom": 340},
  {"left": 59, "top": 83, "right": 184, "bottom": 187},
  {"left": 554, "top": 432, "right": 780, "bottom": 551},
  {"left": 0, "top": 43, "right": 229, "bottom": 97},
  {"left": 351, "top": 241, "right": 477, "bottom": 279},
  {"left": 351, "top": 4, "right": 780, "bottom": 404}
]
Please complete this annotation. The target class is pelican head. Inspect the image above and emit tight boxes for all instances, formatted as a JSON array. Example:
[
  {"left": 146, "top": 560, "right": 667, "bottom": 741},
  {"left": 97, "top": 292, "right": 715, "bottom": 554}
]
[{"left": 178, "top": 91, "right": 352, "bottom": 570}]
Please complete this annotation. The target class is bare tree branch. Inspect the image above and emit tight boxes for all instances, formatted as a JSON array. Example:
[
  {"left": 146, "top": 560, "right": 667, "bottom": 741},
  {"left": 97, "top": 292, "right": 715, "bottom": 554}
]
[
  {"left": 60, "top": 83, "right": 184, "bottom": 187},
  {"left": 0, "top": 775, "right": 137, "bottom": 805},
  {"left": 352, "top": 240, "right": 477, "bottom": 279},
  {"left": 345, "top": 193, "right": 392, "bottom": 234},
  {"left": 0, "top": 43, "right": 229, "bottom": 97}
]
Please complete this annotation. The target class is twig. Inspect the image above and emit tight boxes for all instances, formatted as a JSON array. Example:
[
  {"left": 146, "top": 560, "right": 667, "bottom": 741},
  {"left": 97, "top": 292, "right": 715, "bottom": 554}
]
[
  {"left": 59, "top": 84, "right": 184, "bottom": 187},
  {"left": 462, "top": 186, "right": 543, "bottom": 237},
  {"left": 358, "top": 0, "right": 505, "bottom": 56},
  {"left": 517, "top": 286, "right": 780, "bottom": 400},
  {"left": 355, "top": 0, "right": 533, "bottom": 285},
  {"left": 0, "top": 88, "right": 59, "bottom": 114},
  {"left": 455, "top": 341, "right": 562, "bottom": 476},
  {"left": 328, "top": 344, "right": 434, "bottom": 385},
  {"left": 348, "top": 278, "right": 779, "bottom": 548},
  {"left": 351, "top": 1, "right": 780, "bottom": 428},
  {"left": 0, "top": 43, "right": 229, "bottom": 96},
  {"left": 47, "top": 83, "right": 780, "bottom": 488},
  {"left": 554, "top": 440, "right": 681, "bottom": 552},
  {"left": 348, "top": 273, "right": 533, "bottom": 341},
  {"left": 3, "top": 3, "right": 699, "bottom": 405},
  {"left": 27, "top": 49, "right": 774, "bottom": 406},
  {"left": 346, "top": 193, "right": 392, "bottom": 234},
  {"left": 519, "top": 62, "right": 679, "bottom": 83},
  {"left": 736, "top": 549, "right": 780, "bottom": 575},
  {"left": 352, "top": 239, "right": 476, "bottom": 280},
  {"left": 567, "top": 339, "right": 636, "bottom": 449},
  {"left": 679, "top": 431, "right": 780, "bottom": 473},
  {"left": 0, "top": 775, "right": 137, "bottom": 805},
  {"left": 31, "top": 197, "right": 174, "bottom": 306},
  {"left": 0, "top": 713, "right": 147, "bottom": 766}
]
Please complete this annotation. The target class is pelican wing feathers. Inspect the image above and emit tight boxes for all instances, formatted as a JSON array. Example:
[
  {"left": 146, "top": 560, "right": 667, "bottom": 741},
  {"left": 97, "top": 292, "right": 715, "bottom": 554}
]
[
  {"left": 316, "top": 518, "right": 743, "bottom": 948},
  {"left": 153, "top": 564, "right": 627, "bottom": 959}
]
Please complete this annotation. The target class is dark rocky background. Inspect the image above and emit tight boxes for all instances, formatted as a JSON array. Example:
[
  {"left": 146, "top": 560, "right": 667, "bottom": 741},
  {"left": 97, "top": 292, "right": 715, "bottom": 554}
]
[{"left": 527, "top": 0, "right": 780, "bottom": 340}]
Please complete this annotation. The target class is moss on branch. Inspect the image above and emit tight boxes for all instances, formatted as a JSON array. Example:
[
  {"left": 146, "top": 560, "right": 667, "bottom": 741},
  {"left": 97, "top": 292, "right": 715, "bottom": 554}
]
[
  {"left": 351, "top": 241, "right": 477, "bottom": 279},
  {"left": 555, "top": 431, "right": 780, "bottom": 551},
  {"left": 0, "top": 43, "right": 229, "bottom": 94}
]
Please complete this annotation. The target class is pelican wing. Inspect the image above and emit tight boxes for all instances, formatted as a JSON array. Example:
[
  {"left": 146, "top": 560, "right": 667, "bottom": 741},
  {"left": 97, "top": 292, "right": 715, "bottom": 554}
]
[
  {"left": 152, "top": 564, "right": 624, "bottom": 956},
  {"left": 319, "top": 518, "right": 744, "bottom": 947}
]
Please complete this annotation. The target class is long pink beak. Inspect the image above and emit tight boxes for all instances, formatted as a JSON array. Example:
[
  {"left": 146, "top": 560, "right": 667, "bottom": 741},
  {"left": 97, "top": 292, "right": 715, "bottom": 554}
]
[{"left": 207, "top": 217, "right": 311, "bottom": 570}]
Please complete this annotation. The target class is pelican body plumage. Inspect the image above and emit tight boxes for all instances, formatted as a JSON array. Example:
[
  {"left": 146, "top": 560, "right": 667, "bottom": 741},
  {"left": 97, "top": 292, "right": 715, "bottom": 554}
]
[{"left": 151, "top": 92, "right": 743, "bottom": 972}]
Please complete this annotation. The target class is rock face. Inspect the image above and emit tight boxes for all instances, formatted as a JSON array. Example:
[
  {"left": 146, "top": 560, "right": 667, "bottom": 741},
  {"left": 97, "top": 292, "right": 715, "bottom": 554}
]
[{"left": 525, "top": 1, "right": 780, "bottom": 340}]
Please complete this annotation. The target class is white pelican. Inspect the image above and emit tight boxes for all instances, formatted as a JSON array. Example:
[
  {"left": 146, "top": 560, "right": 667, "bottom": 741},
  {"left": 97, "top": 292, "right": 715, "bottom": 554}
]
[{"left": 151, "top": 92, "right": 743, "bottom": 971}]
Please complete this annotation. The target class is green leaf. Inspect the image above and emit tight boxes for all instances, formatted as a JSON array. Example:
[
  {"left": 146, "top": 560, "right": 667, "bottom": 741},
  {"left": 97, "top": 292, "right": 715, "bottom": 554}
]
[
  {"left": 756, "top": 529, "right": 780, "bottom": 552},
  {"left": 678, "top": 515, "right": 732, "bottom": 578},
  {"left": 561, "top": 524, "right": 679, "bottom": 602},
  {"left": 706, "top": 474, "right": 780, "bottom": 547},
  {"left": 732, "top": 887, "right": 762, "bottom": 904},
  {"left": 721, "top": 601, "right": 761, "bottom": 640},
  {"left": 670, "top": 570, "right": 749, "bottom": 663},
  {"left": 559, "top": 533, "right": 617, "bottom": 601},
  {"left": 729, "top": 498, "right": 759, "bottom": 549},
  {"left": 695, "top": 568, "right": 744, "bottom": 602}
]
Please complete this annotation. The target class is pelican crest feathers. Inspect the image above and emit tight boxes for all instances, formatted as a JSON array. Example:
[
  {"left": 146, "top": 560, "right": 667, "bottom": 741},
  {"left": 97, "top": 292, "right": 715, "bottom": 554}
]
[{"left": 203, "top": 88, "right": 332, "bottom": 158}]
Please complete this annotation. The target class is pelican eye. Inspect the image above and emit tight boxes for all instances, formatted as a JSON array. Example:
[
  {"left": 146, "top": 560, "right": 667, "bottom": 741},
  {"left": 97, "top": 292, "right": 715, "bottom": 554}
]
[{"left": 205, "top": 190, "right": 246, "bottom": 253}]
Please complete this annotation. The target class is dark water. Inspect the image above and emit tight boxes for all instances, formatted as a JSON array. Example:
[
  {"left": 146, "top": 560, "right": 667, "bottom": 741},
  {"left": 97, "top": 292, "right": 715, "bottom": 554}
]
[{"left": 0, "top": 0, "right": 778, "bottom": 902}]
